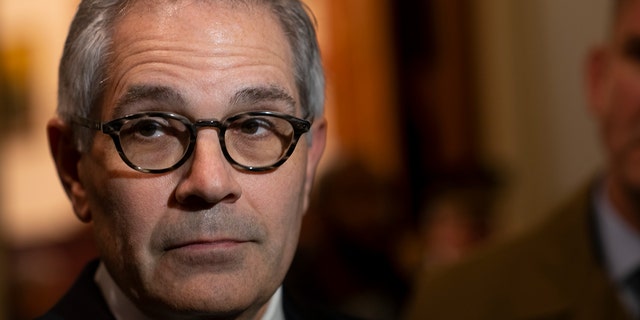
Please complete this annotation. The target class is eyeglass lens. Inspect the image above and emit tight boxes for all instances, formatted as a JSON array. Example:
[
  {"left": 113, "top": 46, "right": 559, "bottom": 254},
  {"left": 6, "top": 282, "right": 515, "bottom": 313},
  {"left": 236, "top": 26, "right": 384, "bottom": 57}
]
[{"left": 119, "top": 116, "right": 191, "bottom": 171}]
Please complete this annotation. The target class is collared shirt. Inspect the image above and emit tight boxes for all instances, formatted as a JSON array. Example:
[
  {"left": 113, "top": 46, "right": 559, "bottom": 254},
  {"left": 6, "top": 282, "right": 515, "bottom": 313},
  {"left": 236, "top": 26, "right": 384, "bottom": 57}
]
[
  {"left": 94, "top": 262, "right": 285, "bottom": 320},
  {"left": 594, "top": 183, "right": 640, "bottom": 318}
]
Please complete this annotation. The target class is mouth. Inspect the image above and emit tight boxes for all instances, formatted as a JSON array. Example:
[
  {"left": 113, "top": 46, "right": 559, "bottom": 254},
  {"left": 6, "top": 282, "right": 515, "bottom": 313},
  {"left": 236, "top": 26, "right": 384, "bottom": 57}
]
[
  {"left": 165, "top": 238, "right": 251, "bottom": 252},
  {"left": 161, "top": 238, "right": 255, "bottom": 267}
]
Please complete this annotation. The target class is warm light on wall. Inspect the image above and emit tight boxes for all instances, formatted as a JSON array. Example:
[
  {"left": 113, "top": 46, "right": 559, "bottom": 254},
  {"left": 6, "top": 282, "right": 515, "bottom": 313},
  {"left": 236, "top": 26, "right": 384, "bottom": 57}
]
[
  {"left": 0, "top": 0, "right": 81, "bottom": 246},
  {"left": 308, "top": 0, "right": 402, "bottom": 179}
]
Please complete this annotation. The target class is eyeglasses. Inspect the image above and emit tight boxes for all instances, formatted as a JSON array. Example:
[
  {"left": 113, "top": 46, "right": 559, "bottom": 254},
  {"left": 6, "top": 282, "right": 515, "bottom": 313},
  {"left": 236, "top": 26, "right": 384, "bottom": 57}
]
[{"left": 72, "top": 111, "right": 312, "bottom": 173}]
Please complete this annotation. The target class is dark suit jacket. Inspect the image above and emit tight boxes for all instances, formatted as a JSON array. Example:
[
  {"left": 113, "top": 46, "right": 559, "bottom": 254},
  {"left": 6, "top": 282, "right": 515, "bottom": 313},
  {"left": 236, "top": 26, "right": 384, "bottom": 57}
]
[
  {"left": 405, "top": 183, "right": 633, "bottom": 320},
  {"left": 36, "top": 259, "right": 356, "bottom": 320}
]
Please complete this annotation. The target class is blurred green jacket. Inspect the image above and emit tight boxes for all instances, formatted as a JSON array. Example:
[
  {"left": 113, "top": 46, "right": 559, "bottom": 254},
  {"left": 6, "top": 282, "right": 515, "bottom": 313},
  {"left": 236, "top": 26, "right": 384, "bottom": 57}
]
[{"left": 405, "top": 182, "right": 632, "bottom": 320}]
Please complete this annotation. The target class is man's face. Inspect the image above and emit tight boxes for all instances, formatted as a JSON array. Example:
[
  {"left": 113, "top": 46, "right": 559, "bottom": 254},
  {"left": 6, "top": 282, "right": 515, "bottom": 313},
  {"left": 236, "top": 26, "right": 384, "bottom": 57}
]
[
  {"left": 589, "top": 0, "right": 640, "bottom": 195},
  {"left": 68, "top": 1, "right": 324, "bottom": 318}
]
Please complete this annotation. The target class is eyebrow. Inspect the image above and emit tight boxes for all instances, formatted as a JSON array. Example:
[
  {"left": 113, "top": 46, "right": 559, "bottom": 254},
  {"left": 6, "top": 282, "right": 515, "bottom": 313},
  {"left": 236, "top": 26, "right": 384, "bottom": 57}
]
[
  {"left": 112, "top": 84, "right": 297, "bottom": 117},
  {"left": 113, "top": 85, "right": 186, "bottom": 117},
  {"left": 230, "top": 86, "right": 297, "bottom": 114}
]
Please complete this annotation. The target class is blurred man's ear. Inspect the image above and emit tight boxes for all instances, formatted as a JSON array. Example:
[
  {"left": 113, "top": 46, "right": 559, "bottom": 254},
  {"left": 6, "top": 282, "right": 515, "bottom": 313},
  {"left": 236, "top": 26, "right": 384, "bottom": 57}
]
[
  {"left": 302, "top": 117, "right": 327, "bottom": 214},
  {"left": 586, "top": 46, "right": 611, "bottom": 118},
  {"left": 47, "top": 117, "right": 92, "bottom": 223}
]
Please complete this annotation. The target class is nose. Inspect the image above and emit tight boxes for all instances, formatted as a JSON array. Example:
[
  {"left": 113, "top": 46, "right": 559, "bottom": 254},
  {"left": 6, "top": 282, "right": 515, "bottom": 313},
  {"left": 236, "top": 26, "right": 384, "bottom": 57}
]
[{"left": 174, "top": 130, "right": 242, "bottom": 206}]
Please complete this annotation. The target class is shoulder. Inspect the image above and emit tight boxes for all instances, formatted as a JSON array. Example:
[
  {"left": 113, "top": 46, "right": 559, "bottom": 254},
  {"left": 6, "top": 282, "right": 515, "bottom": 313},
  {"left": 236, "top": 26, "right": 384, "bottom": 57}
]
[
  {"left": 405, "top": 184, "right": 601, "bottom": 319},
  {"left": 35, "top": 259, "right": 115, "bottom": 320}
]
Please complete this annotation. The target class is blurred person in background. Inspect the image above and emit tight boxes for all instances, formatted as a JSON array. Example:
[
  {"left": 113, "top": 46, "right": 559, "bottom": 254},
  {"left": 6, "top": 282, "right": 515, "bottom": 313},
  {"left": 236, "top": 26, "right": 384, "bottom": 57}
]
[
  {"left": 286, "top": 159, "right": 413, "bottom": 320},
  {"left": 405, "top": 0, "right": 640, "bottom": 319},
  {"left": 36, "top": 0, "right": 351, "bottom": 318}
]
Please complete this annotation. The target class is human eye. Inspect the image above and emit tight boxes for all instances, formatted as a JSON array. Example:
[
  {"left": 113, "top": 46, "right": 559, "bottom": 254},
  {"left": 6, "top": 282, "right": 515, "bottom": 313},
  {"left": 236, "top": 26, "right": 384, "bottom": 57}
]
[
  {"left": 127, "top": 118, "right": 171, "bottom": 139},
  {"left": 227, "top": 115, "right": 293, "bottom": 150},
  {"left": 225, "top": 115, "right": 293, "bottom": 166},
  {"left": 115, "top": 114, "right": 189, "bottom": 170},
  {"left": 236, "top": 117, "right": 275, "bottom": 137},
  {"left": 623, "top": 36, "right": 640, "bottom": 64},
  {"left": 119, "top": 115, "right": 186, "bottom": 144}
]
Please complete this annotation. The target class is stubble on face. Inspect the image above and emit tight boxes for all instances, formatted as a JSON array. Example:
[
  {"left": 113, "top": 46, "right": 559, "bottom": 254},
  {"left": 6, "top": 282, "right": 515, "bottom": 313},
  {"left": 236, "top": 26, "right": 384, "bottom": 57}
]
[{"left": 81, "top": 0, "right": 310, "bottom": 318}]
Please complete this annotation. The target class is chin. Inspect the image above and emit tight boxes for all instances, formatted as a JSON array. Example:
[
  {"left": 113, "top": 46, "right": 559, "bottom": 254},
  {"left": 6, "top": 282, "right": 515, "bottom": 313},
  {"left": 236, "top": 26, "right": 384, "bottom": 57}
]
[
  {"left": 141, "top": 272, "right": 272, "bottom": 317},
  {"left": 142, "top": 289, "right": 263, "bottom": 319}
]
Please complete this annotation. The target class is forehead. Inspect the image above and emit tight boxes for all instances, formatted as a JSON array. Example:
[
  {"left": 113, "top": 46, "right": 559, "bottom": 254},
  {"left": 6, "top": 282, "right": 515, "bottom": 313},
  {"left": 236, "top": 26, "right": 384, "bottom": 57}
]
[
  {"left": 118, "top": 0, "right": 269, "bottom": 32},
  {"left": 103, "top": 0, "right": 297, "bottom": 114},
  {"left": 111, "top": 0, "right": 290, "bottom": 60},
  {"left": 614, "top": 0, "right": 640, "bottom": 36}
]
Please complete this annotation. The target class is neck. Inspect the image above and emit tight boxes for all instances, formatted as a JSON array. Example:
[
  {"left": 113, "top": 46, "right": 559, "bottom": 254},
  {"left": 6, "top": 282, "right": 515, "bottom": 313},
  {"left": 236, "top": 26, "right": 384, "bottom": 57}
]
[{"left": 606, "top": 175, "right": 640, "bottom": 233}]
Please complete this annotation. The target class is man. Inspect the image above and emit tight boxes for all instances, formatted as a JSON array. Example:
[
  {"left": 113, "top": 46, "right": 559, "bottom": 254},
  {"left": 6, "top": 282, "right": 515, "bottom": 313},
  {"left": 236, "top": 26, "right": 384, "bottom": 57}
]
[
  {"left": 39, "top": 0, "right": 330, "bottom": 319},
  {"left": 405, "top": 1, "right": 640, "bottom": 319}
]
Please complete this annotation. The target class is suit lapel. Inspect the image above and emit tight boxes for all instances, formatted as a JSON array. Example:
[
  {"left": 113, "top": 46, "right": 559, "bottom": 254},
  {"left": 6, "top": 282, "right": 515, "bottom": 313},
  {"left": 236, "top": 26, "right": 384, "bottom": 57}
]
[{"left": 511, "top": 181, "right": 630, "bottom": 319}]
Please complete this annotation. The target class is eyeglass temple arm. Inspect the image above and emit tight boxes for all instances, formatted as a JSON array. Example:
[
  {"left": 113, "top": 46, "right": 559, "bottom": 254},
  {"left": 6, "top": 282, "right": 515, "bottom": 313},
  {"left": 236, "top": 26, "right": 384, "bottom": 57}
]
[{"left": 68, "top": 115, "right": 103, "bottom": 131}]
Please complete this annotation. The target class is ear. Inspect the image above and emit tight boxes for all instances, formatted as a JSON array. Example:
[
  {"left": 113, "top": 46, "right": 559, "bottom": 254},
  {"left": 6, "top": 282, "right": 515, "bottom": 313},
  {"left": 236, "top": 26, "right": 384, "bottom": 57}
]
[
  {"left": 47, "top": 117, "right": 92, "bottom": 223},
  {"left": 302, "top": 117, "right": 327, "bottom": 213},
  {"left": 586, "top": 46, "right": 611, "bottom": 118}
]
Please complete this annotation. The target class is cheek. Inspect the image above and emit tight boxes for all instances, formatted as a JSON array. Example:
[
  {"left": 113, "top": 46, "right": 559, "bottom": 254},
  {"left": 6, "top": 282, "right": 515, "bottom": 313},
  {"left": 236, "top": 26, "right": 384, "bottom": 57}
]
[
  {"left": 242, "top": 157, "right": 308, "bottom": 244},
  {"left": 245, "top": 171, "right": 306, "bottom": 226},
  {"left": 601, "top": 70, "right": 640, "bottom": 149},
  {"left": 612, "top": 71, "right": 640, "bottom": 110},
  {"left": 247, "top": 141, "right": 309, "bottom": 209},
  {"left": 87, "top": 172, "right": 173, "bottom": 264}
]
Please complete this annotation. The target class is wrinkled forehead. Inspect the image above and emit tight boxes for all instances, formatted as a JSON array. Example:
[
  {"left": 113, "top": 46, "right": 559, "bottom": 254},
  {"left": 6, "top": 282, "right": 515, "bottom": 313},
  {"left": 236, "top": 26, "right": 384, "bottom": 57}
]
[
  {"left": 102, "top": 0, "right": 298, "bottom": 113},
  {"left": 121, "top": 0, "right": 265, "bottom": 11},
  {"left": 107, "top": 0, "right": 294, "bottom": 79},
  {"left": 117, "top": 0, "right": 272, "bottom": 26},
  {"left": 110, "top": 0, "right": 292, "bottom": 59}
]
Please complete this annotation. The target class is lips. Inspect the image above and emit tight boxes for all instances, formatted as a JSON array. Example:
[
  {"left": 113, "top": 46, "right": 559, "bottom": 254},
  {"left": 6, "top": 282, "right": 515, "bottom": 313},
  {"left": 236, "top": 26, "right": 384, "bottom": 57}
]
[
  {"left": 164, "top": 238, "right": 250, "bottom": 251},
  {"left": 160, "top": 237, "right": 256, "bottom": 267}
]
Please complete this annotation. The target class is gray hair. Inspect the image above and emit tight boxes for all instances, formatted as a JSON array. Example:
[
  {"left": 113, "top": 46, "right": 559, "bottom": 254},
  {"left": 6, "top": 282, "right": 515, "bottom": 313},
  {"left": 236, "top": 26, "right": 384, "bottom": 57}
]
[{"left": 58, "top": 0, "right": 325, "bottom": 150}]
